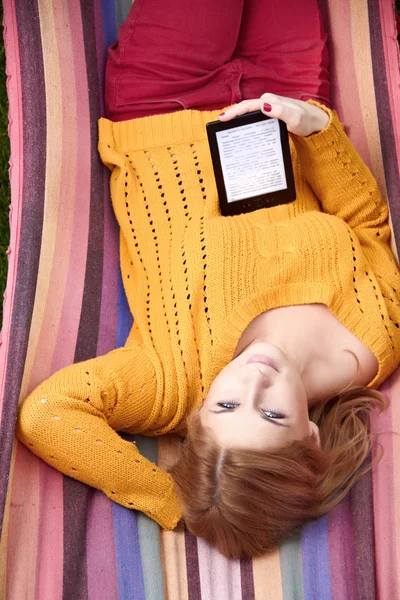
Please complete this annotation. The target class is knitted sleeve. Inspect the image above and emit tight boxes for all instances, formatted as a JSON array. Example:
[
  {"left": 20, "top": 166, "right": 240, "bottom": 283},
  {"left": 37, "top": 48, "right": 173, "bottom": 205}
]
[
  {"left": 292, "top": 105, "right": 400, "bottom": 325},
  {"left": 16, "top": 346, "right": 182, "bottom": 530},
  {"left": 292, "top": 104, "right": 391, "bottom": 243}
]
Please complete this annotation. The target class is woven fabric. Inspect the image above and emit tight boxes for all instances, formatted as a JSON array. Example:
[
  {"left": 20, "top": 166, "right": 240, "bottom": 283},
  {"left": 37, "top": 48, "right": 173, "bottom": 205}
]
[{"left": 1, "top": 0, "right": 400, "bottom": 598}]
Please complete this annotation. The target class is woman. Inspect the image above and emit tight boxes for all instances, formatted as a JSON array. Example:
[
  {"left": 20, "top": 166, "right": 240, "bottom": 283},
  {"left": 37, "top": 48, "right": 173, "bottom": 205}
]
[{"left": 16, "top": 0, "right": 399, "bottom": 558}]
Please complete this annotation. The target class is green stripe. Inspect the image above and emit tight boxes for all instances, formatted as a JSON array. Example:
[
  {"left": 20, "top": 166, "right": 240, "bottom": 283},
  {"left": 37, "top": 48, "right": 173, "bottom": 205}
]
[
  {"left": 279, "top": 532, "right": 304, "bottom": 600},
  {"left": 136, "top": 436, "right": 166, "bottom": 600},
  {"left": 114, "top": 0, "right": 133, "bottom": 33}
]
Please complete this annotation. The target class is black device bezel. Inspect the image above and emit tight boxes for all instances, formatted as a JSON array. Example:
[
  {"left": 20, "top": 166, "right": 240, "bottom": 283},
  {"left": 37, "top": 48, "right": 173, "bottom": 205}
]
[{"left": 206, "top": 110, "right": 296, "bottom": 216}]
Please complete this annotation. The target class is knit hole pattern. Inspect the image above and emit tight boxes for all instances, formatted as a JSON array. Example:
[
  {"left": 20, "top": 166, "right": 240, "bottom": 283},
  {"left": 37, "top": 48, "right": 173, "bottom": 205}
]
[
  {"left": 347, "top": 231, "right": 363, "bottom": 314},
  {"left": 84, "top": 371, "right": 91, "bottom": 402},
  {"left": 167, "top": 146, "right": 190, "bottom": 218},
  {"left": 366, "top": 272, "right": 395, "bottom": 350},
  {"left": 191, "top": 143, "right": 207, "bottom": 201},
  {"left": 145, "top": 150, "right": 182, "bottom": 408},
  {"left": 190, "top": 144, "right": 212, "bottom": 355},
  {"left": 167, "top": 146, "right": 204, "bottom": 387},
  {"left": 165, "top": 147, "right": 195, "bottom": 372},
  {"left": 181, "top": 212, "right": 207, "bottom": 388},
  {"left": 332, "top": 141, "right": 383, "bottom": 221},
  {"left": 199, "top": 217, "right": 212, "bottom": 362},
  {"left": 126, "top": 157, "right": 153, "bottom": 342},
  {"left": 376, "top": 274, "right": 398, "bottom": 296}
]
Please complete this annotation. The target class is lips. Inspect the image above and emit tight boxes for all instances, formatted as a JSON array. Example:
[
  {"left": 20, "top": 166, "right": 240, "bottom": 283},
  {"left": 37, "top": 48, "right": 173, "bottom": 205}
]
[{"left": 246, "top": 355, "right": 278, "bottom": 371}]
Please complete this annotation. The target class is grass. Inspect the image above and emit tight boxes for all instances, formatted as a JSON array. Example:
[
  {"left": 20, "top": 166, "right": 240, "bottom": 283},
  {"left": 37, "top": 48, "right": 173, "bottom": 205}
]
[{"left": 0, "top": 4, "right": 399, "bottom": 329}]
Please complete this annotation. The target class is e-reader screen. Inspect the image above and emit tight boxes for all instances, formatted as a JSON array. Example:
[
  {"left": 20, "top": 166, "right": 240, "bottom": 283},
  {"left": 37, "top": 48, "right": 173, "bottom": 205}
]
[{"left": 207, "top": 111, "right": 296, "bottom": 216}]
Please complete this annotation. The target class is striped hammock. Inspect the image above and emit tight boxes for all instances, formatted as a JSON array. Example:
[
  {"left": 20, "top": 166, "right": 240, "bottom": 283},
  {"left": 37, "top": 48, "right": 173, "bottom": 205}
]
[{"left": 1, "top": 1, "right": 400, "bottom": 598}]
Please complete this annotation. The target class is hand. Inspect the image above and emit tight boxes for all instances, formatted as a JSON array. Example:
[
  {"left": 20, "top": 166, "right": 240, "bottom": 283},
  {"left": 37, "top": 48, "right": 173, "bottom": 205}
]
[{"left": 218, "top": 93, "right": 330, "bottom": 137}]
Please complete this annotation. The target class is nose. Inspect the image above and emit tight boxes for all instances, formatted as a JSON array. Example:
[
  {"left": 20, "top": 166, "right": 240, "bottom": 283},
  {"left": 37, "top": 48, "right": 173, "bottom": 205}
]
[
  {"left": 243, "top": 367, "right": 270, "bottom": 405},
  {"left": 244, "top": 364, "right": 270, "bottom": 383}
]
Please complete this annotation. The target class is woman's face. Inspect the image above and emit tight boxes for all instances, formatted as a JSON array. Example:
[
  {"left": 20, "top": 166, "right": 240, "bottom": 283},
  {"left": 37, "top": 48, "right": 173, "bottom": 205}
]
[{"left": 199, "top": 342, "right": 319, "bottom": 450}]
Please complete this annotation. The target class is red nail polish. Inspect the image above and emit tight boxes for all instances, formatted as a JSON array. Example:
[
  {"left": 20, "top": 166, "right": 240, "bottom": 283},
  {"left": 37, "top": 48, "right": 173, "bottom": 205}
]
[
  {"left": 219, "top": 112, "right": 225, "bottom": 117},
  {"left": 263, "top": 103, "right": 272, "bottom": 112}
]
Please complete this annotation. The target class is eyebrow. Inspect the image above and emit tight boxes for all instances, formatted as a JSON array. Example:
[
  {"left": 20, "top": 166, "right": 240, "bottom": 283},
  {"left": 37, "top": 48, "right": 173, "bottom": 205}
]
[{"left": 209, "top": 409, "right": 290, "bottom": 428}]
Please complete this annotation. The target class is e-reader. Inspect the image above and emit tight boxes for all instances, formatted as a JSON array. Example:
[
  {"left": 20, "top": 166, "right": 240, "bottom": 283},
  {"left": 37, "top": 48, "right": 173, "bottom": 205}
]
[{"left": 206, "top": 110, "right": 296, "bottom": 216}]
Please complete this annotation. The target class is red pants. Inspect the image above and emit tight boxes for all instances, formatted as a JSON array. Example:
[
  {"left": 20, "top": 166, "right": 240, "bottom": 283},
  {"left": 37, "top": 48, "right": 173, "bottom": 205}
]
[{"left": 105, "top": 0, "right": 330, "bottom": 121}]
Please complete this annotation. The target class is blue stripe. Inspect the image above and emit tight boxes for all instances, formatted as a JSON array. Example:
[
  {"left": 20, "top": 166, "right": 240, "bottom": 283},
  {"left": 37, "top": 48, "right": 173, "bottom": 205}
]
[
  {"left": 113, "top": 502, "right": 147, "bottom": 600},
  {"left": 117, "top": 268, "right": 133, "bottom": 348},
  {"left": 101, "top": 0, "right": 117, "bottom": 48},
  {"left": 114, "top": 249, "right": 144, "bottom": 600},
  {"left": 301, "top": 517, "right": 332, "bottom": 600}
]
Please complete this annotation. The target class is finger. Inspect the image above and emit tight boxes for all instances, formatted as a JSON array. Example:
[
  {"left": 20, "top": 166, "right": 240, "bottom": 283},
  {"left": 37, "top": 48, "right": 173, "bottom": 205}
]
[
  {"left": 261, "top": 101, "right": 304, "bottom": 133},
  {"left": 260, "top": 93, "right": 304, "bottom": 111},
  {"left": 260, "top": 92, "right": 281, "bottom": 104},
  {"left": 261, "top": 101, "right": 284, "bottom": 120},
  {"left": 218, "top": 99, "right": 263, "bottom": 121}
]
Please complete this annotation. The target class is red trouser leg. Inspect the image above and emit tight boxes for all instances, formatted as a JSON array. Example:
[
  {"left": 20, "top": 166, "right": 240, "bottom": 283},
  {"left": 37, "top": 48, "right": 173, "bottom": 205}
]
[
  {"left": 233, "top": 0, "right": 330, "bottom": 105},
  {"left": 105, "top": 0, "right": 245, "bottom": 120},
  {"left": 105, "top": 0, "right": 330, "bottom": 121}
]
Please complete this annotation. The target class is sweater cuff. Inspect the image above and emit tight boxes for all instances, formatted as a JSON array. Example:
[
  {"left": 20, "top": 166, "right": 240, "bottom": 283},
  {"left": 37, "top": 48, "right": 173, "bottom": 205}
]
[
  {"left": 152, "top": 483, "right": 182, "bottom": 531},
  {"left": 294, "top": 100, "right": 345, "bottom": 151}
]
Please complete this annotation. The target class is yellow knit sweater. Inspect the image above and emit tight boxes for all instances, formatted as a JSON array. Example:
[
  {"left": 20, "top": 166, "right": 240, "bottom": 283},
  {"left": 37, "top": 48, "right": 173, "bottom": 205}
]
[{"left": 17, "top": 104, "right": 400, "bottom": 531}]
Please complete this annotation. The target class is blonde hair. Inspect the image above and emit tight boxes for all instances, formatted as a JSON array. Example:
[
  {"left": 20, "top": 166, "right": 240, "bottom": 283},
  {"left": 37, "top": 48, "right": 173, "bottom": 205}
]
[{"left": 169, "top": 387, "right": 387, "bottom": 559}]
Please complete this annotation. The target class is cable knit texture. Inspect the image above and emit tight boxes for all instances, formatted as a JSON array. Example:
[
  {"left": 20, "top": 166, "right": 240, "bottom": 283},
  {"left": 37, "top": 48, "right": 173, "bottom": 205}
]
[{"left": 17, "top": 102, "right": 400, "bottom": 530}]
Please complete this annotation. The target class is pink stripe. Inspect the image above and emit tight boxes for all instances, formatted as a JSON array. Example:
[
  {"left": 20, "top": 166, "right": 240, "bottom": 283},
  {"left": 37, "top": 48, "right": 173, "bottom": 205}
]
[
  {"left": 26, "top": 0, "right": 84, "bottom": 386},
  {"left": 93, "top": 0, "right": 120, "bottom": 356},
  {"left": 371, "top": 375, "right": 399, "bottom": 600},
  {"left": 197, "top": 539, "right": 242, "bottom": 600},
  {"left": 379, "top": 0, "right": 400, "bottom": 175},
  {"left": 0, "top": 0, "right": 24, "bottom": 411},
  {"left": 389, "top": 371, "right": 400, "bottom": 591},
  {"left": 94, "top": 2, "right": 119, "bottom": 357},
  {"left": 50, "top": 0, "right": 92, "bottom": 373},
  {"left": 390, "top": 373, "right": 400, "bottom": 593},
  {"left": 6, "top": 444, "right": 40, "bottom": 598},
  {"left": 34, "top": 462, "right": 64, "bottom": 600},
  {"left": 26, "top": 2, "right": 89, "bottom": 594},
  {"left": 326, "top": 500, "right": 357, "bottom": 600},
  {"left": 326, "top": 0, "right": 372, "bottom": 167},
  {"left": 86, "top": 492, "right": 119, "bottom": 600},
  {"left": 96, "top": 178, "right": 120, "bottom": 356}
]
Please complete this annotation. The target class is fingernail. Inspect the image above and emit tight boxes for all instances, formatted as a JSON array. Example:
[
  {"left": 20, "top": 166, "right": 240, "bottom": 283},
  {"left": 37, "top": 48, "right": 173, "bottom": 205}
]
[
  {"left": 263, "top": 103, "right": 272, "bottom": 112},
  {"left": 219, "top": 112, "right": 225, "bottom": 117}
]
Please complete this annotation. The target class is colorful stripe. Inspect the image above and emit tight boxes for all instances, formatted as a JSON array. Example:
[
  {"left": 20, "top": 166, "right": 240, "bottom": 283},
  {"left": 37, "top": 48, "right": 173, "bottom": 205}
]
[
  {"left": 302, "top": 519, "right": 332, "bottom": 600},
  {"left": 326, "top": 500, "right": 358, "bottom": 600},
  {"left": 0, "top": 0, "right": 47, "bottom": 531},
  {"left": 1, "top": 0, "right": 400, "bottom": 598},
  {"left": 86, "top": 493, "right": 119, "bottom": 600},
  {"left": 369, "top": 0, "right": 400, "bottom": 241}
]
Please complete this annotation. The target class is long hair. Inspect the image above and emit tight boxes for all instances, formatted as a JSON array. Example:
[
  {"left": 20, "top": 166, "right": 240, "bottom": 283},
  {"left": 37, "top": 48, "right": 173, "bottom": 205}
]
[{"left": 169, "top": 387, "right": 387, "bottom": 558}]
